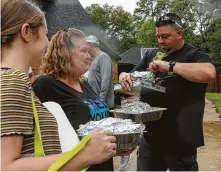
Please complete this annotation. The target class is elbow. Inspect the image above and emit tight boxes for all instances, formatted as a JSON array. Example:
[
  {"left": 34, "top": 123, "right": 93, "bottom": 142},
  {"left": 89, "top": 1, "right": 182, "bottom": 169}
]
[
  {"left": 207, "top": 66, "right": 216, "bottom": 82},
  {"left": 209, "top": 72, "right": 216, "bottom": 82}
]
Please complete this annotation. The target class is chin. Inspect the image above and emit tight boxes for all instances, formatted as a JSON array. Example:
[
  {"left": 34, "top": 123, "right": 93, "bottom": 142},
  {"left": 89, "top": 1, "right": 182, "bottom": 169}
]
[{"left": 160, "top": 46, "right": 167, "bottom": 49}]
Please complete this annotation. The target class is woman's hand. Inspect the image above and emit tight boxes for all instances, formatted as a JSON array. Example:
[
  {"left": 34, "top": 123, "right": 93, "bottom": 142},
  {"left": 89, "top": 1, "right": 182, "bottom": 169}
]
[
  {"left": 115, "top": 148, "right": 136, "bottom": 157},
  {"left": 85, "top": 129, "right": 117, "bottom": 165}
]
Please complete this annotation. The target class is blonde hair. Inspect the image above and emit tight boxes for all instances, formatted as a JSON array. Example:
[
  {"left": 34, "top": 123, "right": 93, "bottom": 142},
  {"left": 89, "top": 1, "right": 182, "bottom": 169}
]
[{"left": 42, "top": 28, "right": 85, "bottom": 78}]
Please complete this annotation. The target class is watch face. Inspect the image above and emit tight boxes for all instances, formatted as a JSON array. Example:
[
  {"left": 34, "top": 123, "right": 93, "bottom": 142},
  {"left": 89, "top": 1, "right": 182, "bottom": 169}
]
[
  {"left": 168, "top": 71, "right": 174, "bottom": 75},
  {"left": 169, "top": 60, "right": 176, "bottom": 65}
]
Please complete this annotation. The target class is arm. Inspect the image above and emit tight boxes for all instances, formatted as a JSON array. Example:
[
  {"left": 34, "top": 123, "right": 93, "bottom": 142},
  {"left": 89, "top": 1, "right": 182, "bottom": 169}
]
[
  {"left": 149, "top": 50, "right": 216, "bottom": 83},
  {"left": 99, "top": 55, "right": 112, "bottom": 101},
  {"left": 173, "top": 63, "right": 216, "bottom": 83},
  {"left": 131, "top": 48, "right": 158, "bottom": 72},
  {"left": 1, "top": 130, "right": 116, "bottom": 171},
  {"left": 1, "top": 75, "right": 116, "bottom": 171},
  {"left": 1, "top": 135, "right": 91, "bottom": 171}
]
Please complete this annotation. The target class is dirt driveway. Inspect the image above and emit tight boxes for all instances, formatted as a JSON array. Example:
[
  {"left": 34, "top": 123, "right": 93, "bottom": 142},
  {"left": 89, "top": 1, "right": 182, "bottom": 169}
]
[{"left": 114, "top": 98, "right": 221, "bottom": 171}]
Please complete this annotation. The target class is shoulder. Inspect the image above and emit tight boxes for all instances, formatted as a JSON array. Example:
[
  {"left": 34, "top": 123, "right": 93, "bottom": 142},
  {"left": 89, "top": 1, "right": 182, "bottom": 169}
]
[
  {"left": 184, "top": 44, "right": 208, "bottom": 55},
  {"left": 184, "top": 44, "right": 211, "bottom": 62},
  {"left": 81, "top": 80, "right": 96, "bottom": 92},
  {"left": 99, "top": 52, "right": 111, "bottom": 59},
  {"left": 1, "top": 69, "right": 31, "bottom": 89},
  {"left": 33, "top": 74, "right": 56, "bottom": 87},
  {"left": 144, "top": 48, "right": 160, "bottom": 59},
  {"left": 97, "top": 52, "right": 112, "bottom": 63}
]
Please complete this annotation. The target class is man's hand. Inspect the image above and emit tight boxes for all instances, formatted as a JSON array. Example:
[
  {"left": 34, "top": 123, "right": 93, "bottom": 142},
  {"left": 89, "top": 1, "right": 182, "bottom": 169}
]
[
  {"left": 119, "top": 72, "right": 135, "bottom": 91},
  {"left": 149, "top": 60, "right": 169, "bottom": 73}
]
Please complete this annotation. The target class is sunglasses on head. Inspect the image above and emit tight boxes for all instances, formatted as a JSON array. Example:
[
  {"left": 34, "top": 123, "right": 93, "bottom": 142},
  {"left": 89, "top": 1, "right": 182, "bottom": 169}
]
[{"left": 156, "top": 16, "right": 183, "bottom": 28}]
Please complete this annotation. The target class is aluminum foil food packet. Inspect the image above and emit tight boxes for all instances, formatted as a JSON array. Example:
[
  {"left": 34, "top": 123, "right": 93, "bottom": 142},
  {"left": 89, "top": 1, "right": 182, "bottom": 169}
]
[
  {"left": 131, "top": 71, "right": 155, "bottom": 83},
  {"left": 131, "top": 71, "right": 167, "bottom": 93},
  {"left": 115, "top": 101, "right": 166, "bottom": 114},
  {"left": 77, "top": 117, "right": 145, "bottom": 136}
]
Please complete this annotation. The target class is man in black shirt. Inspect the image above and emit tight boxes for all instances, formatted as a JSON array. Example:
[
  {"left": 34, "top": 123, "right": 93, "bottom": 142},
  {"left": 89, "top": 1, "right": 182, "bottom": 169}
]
[{"left": 119, "top": 13, "right": 216, "bottom": 171}]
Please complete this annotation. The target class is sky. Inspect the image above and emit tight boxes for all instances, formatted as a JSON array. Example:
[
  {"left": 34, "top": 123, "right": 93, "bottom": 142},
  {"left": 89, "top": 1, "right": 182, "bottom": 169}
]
[{"left": 79, "top": 0, "right": 139, "bottom": 13}]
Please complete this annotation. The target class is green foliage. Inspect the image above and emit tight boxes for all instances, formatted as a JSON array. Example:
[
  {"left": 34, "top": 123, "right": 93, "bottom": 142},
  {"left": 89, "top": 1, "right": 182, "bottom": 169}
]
[
  {"left": 154, "top": 52, "right": 167, "bottom": 60},
  {"left": 206, "top": 93, "right": 221, "bottom": 115},
  {"left": 85, "top": 0, "right": 221, "bottom": 72},
  {"left": 86, "top": 3, "right": 136, "bottom": 53},
  {"left": 207, "top": 20, "right": 221, "bottom": 73},
  {"left": 136, "top": 19, "right": 158, "bottom": 47}
]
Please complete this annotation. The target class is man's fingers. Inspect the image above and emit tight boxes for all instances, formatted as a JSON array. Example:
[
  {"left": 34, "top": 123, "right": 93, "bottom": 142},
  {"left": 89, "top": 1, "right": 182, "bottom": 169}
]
[
  {"left": 126, "top": 76, "right": 133, "bottom": 86},
  {"left": 131, "top": 76, "right": 136, "bottom": 81},
  {"left": 120, "top": 80, "right": 131, "bottom": 91},
  {"left": 120, "top": 80, "right": 127, "bottom": 89}
]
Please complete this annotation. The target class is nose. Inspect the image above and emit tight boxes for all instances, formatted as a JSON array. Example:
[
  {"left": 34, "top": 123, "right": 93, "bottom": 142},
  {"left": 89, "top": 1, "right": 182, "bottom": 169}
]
[
  {"left": 87, "top": 52, "right": 91, "bottom": 59},
  {"left": 158, "top": 37, "right": 165, "bottom": 44}
]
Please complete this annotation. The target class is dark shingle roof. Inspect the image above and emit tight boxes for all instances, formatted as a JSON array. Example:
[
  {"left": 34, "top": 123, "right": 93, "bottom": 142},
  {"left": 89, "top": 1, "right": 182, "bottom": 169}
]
[
  {"left": 119, "top": 48, "right": 141, "bottom": 65},
  {"left": 119, "top": 48, "right": 160, "bottom": 65},
  {"left": 35, "top": 0, "right": 120, "bottom": 61}
]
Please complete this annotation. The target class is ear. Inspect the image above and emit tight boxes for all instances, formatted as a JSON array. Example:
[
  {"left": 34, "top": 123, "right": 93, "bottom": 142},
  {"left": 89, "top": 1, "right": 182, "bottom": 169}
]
[
  {"left": 177, "top": 30, "right": 184, "bottom": 39},
  {"left": 20, "top": 23, "right": 32, "bottom": 42}
]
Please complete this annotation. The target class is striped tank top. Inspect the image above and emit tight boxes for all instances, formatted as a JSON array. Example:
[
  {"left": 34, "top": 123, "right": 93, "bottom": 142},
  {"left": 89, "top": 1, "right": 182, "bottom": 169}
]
[{"left": 0, "top": 69, "right": 61, "bottom": 157}]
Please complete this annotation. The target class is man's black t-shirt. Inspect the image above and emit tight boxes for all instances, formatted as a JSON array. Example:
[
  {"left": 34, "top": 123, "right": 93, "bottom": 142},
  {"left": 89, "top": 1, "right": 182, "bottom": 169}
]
[
  {"left": 132, "top": 44, "right": 212, "bottom": 150},
  {"left": 32, "top": 75, "right": 113, "bottom": 171}
]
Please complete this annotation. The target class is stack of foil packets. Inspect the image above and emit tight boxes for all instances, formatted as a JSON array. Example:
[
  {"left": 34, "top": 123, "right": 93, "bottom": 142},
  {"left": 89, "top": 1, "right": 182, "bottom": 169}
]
[
  {"left": 77, "top": 117, "right": 145, "bottom": 136},
  {"left": 111, "top": 101, "right": 167, "bottom": 123}
]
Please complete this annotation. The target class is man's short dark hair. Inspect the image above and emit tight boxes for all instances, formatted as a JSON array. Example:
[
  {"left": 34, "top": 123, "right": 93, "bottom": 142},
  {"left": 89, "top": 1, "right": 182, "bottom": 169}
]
[{"left": 156, "top": 13, "right": 184, "bottom": 30}]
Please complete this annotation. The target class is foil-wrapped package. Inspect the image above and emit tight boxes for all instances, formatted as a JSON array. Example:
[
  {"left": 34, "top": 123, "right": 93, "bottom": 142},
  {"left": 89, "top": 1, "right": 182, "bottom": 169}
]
[
  {"left": 111, "top": 101, "right": 167, "bottom": 123},
  {"left": 131, "top": 71, "right": 155, "bottom": 83},
  {"left": 121, "top": 101, "right": 151, "bottom": 114},
  {"left": 77, "top": 117, "right": 145, "bottom": 151},
  {"left": 77, "top": 117, "right": 145, "bottom": 136},
  {"left": 114, "top": 71, "right": 166, "bottom": 94},
  {"left": 131, "top": 71, "right": 167, "bottom": 93}
]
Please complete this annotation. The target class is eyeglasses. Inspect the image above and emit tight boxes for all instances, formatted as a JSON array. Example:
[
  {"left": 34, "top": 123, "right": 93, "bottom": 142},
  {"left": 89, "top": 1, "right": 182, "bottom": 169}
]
[{"left": 156, "top": 16, "right": 183, "bottom": 28}]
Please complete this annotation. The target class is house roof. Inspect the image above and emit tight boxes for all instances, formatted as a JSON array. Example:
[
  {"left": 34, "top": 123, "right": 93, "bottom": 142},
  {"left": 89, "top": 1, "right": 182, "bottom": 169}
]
[
  {"left": 119, "top": 48, "right": 141, "bottom": 65},
  {"left": 119, "top": 47, "right": 159, "bottom": 65},
  {"left": 35, "top": 0, "right": 120, "bottom": 61}
]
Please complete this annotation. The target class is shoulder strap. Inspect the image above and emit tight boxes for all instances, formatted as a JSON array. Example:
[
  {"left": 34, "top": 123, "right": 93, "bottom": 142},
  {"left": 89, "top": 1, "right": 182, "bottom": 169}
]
[
  {"left": 48, "top": 134, "right": 92, "bottom": 171},
  {"left": 32, "top": 92, "right": 91, "bottom": 171},
  {"left": 31, "top": 93, "right": 45, "bottom": 157}
]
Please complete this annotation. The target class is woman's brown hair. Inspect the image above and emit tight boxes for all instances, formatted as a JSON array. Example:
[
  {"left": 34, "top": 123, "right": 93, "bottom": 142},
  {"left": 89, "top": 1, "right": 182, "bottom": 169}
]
[
  {"left": 1, "top": 0, "right": 45, "bottom": 47},
  {"left": 42, "top": 28, "right": 85, "bottom": 79}
]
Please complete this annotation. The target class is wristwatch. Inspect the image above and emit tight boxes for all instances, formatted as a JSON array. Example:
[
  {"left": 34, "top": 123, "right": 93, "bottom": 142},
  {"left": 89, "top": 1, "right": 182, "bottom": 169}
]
[{"left": 168, "top": 60, "right": 176, "bottom": 75}]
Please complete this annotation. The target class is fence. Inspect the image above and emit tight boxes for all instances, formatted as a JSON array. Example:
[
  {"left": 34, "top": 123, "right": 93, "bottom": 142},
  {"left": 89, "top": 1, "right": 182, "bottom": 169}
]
[{"left": 207, "top": 74, "right": 221, "bottom": 93}]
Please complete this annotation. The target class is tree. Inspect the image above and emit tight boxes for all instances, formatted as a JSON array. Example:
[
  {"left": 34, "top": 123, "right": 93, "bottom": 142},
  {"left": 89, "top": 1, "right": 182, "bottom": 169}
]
[
  {"left": 85, "top": 3, "right": 137, "bottom": 52},
  {"left": 207, "top": 20, "right": 221, "bottom": 73},
  {"left": 85, "top": 0, "right": 221, "bottom": 73},
  {"left": 134, "top": 0, "right": 158, "bottom": 21},
  {"left": 136, "top": 19, "right": 158, "bottom": 48}
]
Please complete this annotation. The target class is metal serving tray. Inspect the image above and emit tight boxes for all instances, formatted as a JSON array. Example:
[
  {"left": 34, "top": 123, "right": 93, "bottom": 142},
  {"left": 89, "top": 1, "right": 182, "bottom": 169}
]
[{"left": 111, "top": 108, "right": 167, "bottom": 123}]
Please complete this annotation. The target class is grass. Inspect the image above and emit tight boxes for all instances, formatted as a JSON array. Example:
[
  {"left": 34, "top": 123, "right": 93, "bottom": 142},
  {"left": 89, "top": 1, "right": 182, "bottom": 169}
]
[{"left": 206, "top": 93, "right": 221, "bottom": 116}]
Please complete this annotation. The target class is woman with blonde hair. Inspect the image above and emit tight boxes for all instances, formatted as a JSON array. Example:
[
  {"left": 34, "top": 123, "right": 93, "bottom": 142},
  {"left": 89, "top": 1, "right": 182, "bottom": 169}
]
[
  {"left": 32, "top": 27, "right": 116, "bottom": 171},
  {"left": 1, "top": 0, "right": 116, "bottom": 171}
]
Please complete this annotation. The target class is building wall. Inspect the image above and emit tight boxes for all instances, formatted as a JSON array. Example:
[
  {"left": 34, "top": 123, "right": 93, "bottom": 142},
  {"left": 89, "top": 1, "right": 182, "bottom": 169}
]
[
  {"left": 207, "top": 74, "right": 221, "bottom": 93},
  {"left": 112, "top": 60, "right": 118, "bottom": 82}
]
